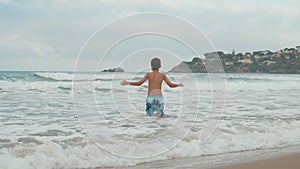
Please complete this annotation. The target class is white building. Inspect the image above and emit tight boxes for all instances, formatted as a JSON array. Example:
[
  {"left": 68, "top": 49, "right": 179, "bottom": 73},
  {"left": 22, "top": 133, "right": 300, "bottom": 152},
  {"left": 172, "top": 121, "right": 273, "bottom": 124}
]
[
  {"left": 225, "top": 61, "right": 234, "bottom": 66},
  {"left": 264, "top": 60, "right": 276, "bottom": 66},
  {"left": 284, "top": 48, "right": 294, "bottom": 54},
  {"left": 261, "top": 50, "right": 271, "bottom": 55},
  {"left": 238, "top": 58, "right": 253, "bottom": 64}
]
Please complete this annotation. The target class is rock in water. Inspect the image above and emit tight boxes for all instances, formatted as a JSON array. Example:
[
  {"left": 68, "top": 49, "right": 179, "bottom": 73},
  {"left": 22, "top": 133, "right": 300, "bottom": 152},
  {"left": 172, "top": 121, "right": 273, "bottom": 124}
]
[
  {"left": 170, "top": 57, "right": 207, "bottom": 73},
  {"left": 102, "top": 67, "right": 125, "bottom": 72}
]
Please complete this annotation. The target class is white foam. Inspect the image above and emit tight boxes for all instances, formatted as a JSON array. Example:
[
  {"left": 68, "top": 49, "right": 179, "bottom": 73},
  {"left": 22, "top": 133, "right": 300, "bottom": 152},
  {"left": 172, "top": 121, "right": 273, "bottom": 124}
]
[
  {"left": 0, "top": 80, "right": 72, "bottom": 92},
  {"left": 35, "top": 72, "right": 75, "bottom": 81},
  {"left": 35, "top": 72, "right": 138, "bottom": 82},
  {"left": 1, "top": 72, "right": 300, "bottom": 168},
  {"left": 1, "top": 119, "right": 300, "bottom": 169}
]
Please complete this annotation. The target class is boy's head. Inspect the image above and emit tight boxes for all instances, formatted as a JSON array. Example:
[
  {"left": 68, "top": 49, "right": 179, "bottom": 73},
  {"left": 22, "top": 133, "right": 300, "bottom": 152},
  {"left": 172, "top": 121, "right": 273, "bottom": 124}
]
[{"left": 151, "top": 58, "right": 161, "bottom": 69}]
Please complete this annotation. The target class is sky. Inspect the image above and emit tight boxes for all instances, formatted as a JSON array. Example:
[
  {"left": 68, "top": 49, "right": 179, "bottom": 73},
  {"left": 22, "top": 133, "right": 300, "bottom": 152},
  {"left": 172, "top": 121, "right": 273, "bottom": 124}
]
[{"left": 0, "top": 0, "right": 299, "bottom": 71}]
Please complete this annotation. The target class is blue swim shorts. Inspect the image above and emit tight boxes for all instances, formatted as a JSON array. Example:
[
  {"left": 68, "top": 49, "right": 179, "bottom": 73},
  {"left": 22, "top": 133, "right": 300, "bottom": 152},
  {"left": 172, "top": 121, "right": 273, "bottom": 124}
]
[{"left": 146, "top": 95, "right": 164, "bottom": 116}]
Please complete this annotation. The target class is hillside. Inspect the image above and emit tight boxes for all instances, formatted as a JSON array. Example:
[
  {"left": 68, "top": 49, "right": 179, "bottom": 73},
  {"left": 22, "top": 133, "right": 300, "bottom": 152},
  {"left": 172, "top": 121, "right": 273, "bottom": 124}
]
[{"left": 170, "top": 46, "right": 300, "bottom": 74}]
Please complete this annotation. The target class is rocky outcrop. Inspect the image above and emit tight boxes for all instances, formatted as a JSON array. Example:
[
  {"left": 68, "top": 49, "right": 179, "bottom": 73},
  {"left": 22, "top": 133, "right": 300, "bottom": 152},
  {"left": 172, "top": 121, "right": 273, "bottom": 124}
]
[
  {"left": 102, "top": 67, "right": 125, "bottom": 72},
  {"left": 170, "top": 57, "right": 207, "bottom": 73}
]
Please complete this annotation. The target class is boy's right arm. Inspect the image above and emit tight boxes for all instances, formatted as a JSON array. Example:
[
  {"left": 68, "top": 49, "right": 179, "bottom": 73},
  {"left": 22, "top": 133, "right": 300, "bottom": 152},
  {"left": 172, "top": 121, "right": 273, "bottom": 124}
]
[
  {"left": 121, "top": 73, "right": 149, "bottom": 86},
  {"left": 163, "top": 74, "right": 183, "bottom": 88}
]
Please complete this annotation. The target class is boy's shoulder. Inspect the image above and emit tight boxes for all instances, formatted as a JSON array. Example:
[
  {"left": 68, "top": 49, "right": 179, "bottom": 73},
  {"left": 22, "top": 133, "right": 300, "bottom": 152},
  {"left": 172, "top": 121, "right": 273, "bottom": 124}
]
[
  {"left": 148, "top": 72, "right": 166, "bottom": 78},
  {"left": 159, "top": 72, "right": 166, "bottom": 76},
  {"left": 148, "top": 71, "right": 165, "bottom": 75}
]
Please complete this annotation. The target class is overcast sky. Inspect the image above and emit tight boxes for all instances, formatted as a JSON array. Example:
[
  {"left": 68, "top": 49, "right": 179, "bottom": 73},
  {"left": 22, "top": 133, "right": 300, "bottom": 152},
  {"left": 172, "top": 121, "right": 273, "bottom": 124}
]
[{"left": 0, "top": 0, "right": 299, "bottom": 71}]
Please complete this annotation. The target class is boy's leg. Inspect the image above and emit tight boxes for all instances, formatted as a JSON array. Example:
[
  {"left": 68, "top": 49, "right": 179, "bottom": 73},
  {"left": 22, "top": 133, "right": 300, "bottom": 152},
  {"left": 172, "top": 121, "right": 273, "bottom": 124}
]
[
  {"left": 157, "top": 103, "right": 164, "bottom": 118},
  {"left": 146, "top": 102, "right": 153, "bottom": 116}
]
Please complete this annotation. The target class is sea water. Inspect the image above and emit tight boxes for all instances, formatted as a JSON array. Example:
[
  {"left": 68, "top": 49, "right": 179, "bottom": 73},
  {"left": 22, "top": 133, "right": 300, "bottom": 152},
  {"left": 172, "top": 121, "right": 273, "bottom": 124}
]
[{"left": 0, "top": 71, "right": 300, "bottom": 169}]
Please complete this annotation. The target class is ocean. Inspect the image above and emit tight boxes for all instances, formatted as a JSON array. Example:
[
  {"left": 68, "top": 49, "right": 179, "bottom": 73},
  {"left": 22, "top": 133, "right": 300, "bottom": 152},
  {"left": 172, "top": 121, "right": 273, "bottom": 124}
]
[{"left": 0, "top": 71, "right": 300, "bottom": 169}]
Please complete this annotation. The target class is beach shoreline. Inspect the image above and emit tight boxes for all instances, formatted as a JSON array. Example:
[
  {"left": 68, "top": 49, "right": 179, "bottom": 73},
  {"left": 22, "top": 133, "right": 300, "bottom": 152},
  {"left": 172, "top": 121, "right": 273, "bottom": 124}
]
[
  {"left": 99, "top": 145, "right": 300, "bottom": 169},
  {"left": 210, "top": 152, "right": 300, "bottom": 169}
]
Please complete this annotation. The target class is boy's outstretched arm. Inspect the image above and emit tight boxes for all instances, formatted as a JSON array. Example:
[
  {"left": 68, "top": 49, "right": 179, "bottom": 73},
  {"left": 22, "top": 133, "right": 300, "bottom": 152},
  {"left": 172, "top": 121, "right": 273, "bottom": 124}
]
[
  {"left": 121, "top": 73, "right": 149, "bottom": 86},
  {"left": 163, "top": 74, "right": 183, "bottom": 88}
]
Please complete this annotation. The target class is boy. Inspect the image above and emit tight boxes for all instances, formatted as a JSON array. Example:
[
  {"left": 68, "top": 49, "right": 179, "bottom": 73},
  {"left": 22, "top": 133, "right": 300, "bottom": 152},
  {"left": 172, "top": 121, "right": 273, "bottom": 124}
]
[{"left": 121, "top": 58, "right": 183, "bottom": 118}]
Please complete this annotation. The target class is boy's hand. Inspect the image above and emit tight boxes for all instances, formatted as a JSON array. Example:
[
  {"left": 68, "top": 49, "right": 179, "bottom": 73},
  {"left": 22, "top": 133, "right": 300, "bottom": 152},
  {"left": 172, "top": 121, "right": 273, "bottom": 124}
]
[
  {"left": 178, "top": 83, "right": 184, "bottom": 87},
  {"left": 121, "top": 80, "right": 130, "bottom": 86}
]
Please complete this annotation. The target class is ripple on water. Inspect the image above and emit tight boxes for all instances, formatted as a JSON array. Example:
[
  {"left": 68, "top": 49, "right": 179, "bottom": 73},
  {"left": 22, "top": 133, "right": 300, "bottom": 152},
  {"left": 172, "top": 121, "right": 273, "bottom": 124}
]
[
  {"left": 0, "top": 138, "right": 11, "bottom": 143},
  {"left": 17, "top": 137, "right": 43, "bottom": 145},
  {"left": 30, "top": 130, "right": 73, "bottom": 137}
]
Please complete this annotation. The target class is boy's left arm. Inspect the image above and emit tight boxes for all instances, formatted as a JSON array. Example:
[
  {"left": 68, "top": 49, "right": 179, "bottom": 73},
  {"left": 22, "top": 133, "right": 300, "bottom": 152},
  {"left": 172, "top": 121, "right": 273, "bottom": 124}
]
[{"left": 163, "top": 74, "right": 183, "bottom": 88}]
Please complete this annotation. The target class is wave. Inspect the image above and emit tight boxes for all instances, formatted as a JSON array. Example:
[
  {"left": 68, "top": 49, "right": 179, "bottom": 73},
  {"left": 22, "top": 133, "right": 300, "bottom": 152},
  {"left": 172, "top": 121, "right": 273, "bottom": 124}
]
[
  {"left": 1, "top": 71, "right": 300, "bottom": 83},
  {"left": 94, "top": 78, "right": 127, "bottom": 81},
  {"left": 225, "top": 74, "right": 300, "bottom": 82},
  {"left": 225, "top": 77, "right": 282, "bottom": 82},
  {"left": 58, "top": 86, "right": 72, "bottom": 91},
  {"left": 95, "top": 87, "right": 111, "bottom": 92},
  {"left": 33, "top": 72, "right": 74, "bottom": 82},
  {"left": 1, "top": 118, "right": 300, "bottom": 169},
  {"left": 0, "top": 72, "right": 299, "bottom": 93},
  {"left": 34, "top": 72, "right": 132, "bottom": 82},
  {"left": 0, "top": 72, "right": 149, "bottom": 83},
  {"left": 0, "top": 73, "right": 32, "bottom": 82}
]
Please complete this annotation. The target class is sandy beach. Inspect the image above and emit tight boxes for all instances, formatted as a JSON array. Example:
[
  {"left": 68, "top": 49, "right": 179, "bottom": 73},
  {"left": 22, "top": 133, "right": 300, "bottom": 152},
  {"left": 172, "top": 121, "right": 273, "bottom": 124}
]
[
  {"left": 210, "top": 153, "right": 300, "bottom": 169},
  {"left": 100, "top": 145, "right": 300, "bottom": 169}
]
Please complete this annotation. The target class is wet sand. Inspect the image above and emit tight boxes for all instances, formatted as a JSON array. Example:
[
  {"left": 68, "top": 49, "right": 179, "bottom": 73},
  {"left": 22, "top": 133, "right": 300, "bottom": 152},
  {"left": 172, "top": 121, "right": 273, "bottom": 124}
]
[
  {"left": 99, "top": 145, "right": 300, "bottom": 169},
  {"left": 210, "top": 153, "right": 300, "bottom": 169}
]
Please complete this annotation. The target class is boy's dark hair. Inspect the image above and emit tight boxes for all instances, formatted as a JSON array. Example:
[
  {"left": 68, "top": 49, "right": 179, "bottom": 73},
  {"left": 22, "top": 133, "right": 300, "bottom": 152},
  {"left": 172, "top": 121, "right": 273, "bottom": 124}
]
[{"left": 151, "top": 58, "right": 161, "bottom": 69}]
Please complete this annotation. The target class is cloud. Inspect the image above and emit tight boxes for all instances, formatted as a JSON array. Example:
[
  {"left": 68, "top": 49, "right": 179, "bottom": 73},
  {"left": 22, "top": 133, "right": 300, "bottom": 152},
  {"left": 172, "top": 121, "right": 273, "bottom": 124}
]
[
  {"left": 0, "top": 0, "right": 299, "bottom": 70},
  {"left": 33, "top": 47, "right": 42, "bottom": 56},
  {"left": 8, "top": 34, "right": 23, "bottom": 40},
  {"left": 0, "top": 0, "right": 11, "bottom": 4},
  {"left": 22, "top": 43, "right": 45, "bottom": 56},
  {"left": 2, "top": 33, "right": 57, "bottom": 57}
]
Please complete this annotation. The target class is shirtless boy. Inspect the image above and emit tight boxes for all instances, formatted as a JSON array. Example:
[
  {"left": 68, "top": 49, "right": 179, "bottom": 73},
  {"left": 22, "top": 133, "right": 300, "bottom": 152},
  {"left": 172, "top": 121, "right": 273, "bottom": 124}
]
[{"left": 121, "top": 58, "right": 183, "bottom": 118}]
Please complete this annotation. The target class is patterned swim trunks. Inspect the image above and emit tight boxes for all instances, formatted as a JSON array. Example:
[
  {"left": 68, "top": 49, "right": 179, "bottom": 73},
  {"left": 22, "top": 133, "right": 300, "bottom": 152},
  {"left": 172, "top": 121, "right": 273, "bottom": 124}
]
[{"left": 146, "top": 95, "right": 164, "bottom": 116}]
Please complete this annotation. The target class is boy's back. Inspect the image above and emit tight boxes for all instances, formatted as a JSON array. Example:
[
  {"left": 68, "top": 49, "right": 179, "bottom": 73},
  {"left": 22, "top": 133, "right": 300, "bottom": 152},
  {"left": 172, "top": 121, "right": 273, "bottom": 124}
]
[
  {"left": 147, "top": 71, "right": 164, "bottom": 96},
  {"left": 121, "top": 58, "right": 183, "bottom": 117}
]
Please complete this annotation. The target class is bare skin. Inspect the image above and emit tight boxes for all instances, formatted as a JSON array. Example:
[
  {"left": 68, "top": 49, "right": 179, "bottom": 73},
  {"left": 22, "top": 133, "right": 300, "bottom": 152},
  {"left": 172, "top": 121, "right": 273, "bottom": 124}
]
[
  {"left": 121, "top": 68, "right": 183, "bottom": 118},
  {"left": 121, "top": 68, "right": 183, "bottom": 95}
]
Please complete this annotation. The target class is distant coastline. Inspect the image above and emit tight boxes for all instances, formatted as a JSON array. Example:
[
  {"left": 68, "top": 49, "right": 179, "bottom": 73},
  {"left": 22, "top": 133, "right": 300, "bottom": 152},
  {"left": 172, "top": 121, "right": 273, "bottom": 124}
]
[{"left": 171, "top": 46, "right": 300, "bottom": 74}]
